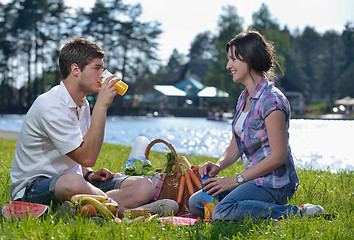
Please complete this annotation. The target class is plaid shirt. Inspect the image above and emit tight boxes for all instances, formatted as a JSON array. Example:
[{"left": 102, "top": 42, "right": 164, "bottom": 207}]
[{"left": 231, "top": 77, "right": 299, "bottom": 189}]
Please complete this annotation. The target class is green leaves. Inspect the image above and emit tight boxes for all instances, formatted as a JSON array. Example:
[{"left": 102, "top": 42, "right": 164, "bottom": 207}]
[
  {"left": 164, "top": 152, "right": 175, "bottom": 174},
  {"left": 123, "top": 160, "right": 158, "bottom": 176}
]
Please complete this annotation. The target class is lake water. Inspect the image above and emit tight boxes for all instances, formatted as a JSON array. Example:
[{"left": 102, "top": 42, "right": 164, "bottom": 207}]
[{"left": 1, "top": 114, "right": 353, "bottom": 173}]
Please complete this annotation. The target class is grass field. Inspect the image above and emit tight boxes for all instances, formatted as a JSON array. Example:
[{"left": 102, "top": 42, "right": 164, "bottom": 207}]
[{"left": 0, "top": 138, "right": 353, "bottom": 239}]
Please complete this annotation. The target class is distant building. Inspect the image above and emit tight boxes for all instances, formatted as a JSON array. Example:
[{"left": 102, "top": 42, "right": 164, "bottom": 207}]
[{"left": 146, "top": 59, "right": 231, "bottom": 117}]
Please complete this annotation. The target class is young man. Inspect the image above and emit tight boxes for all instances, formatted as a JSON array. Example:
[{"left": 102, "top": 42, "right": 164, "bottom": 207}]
[{"left": 9, "top": 38, "right": 178, "bottom": 217}]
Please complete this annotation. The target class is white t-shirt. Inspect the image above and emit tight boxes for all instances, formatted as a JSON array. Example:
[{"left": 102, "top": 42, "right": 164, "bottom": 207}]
[
  {"left": 234, "top": 111, "right": 248, "bottom": 137},
  {"left": 9, "top": 81, "right": 90, "bottom": 200},
  {"left": 234, "top": 111, "right": 251, "bottom": 169}
]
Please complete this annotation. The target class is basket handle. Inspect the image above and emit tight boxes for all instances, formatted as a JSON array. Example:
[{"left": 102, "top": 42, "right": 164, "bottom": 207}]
[{"left": 144, "top": 139, "right": 181, "bottom": 173}]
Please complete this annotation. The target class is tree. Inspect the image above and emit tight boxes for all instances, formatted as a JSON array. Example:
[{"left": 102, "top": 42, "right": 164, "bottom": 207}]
[
  {"left": 297, "top": 27, "right": 322, "bottom": 99},
  {"left": 0, "top": 1, "right": 19, "bottom": 112},
  {"left": 337, "top": 23, "right": 354, "bottom": 97},
  {"left": 167, "top": 49, "right": 186, "bottom": 71},
  {"left": 12, "top": 0, "right": 51, "bottom": 107},
  {"left": 320, "top": 30, "right": 343, "bottom": 100},
  {"left": 82, "top": 0, "right": 122, "bottom": 66},
  {"left": 204, "top": 5, "right": 244, "bottom": 99},
  {"left": 188, "top": 31, "right": 213, "bottom": 61},
  {"left": 46, "top": 0, "right": 70, "bottom": 85},
  {"left": 250, "top": 3, "right": 291, "bottom": 77}
]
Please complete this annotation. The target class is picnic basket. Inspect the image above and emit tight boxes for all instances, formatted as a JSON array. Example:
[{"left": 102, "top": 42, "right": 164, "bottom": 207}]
[{"left": 144, "top": 139, "right": 200, "bottom": 213}]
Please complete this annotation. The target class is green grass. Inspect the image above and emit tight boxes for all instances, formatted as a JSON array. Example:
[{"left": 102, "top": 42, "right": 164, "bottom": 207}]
[
  {"left": 306, "top": 102, "right": 333, "bottom": 115},
  {"left": 0, "top": 138, "right": 353, "bottom": 239}
]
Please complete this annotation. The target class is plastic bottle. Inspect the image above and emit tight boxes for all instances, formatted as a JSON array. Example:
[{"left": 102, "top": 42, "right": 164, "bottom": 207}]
[
  {"left": 128, "top": 136, "right": 150, "bottom": 160},
  {"left": 123, "top": 136, "right": 151, "bottom": 173}
]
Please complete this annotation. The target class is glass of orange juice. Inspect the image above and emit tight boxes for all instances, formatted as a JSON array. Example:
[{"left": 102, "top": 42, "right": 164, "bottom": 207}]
[{"left": 100, "top": 70, "right": 128, "bottom": 96}]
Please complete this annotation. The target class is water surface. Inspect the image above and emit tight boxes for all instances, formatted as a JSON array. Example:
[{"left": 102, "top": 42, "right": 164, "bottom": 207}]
[{"left": 1, "top": 114, "right": 353, "bottom": 172}]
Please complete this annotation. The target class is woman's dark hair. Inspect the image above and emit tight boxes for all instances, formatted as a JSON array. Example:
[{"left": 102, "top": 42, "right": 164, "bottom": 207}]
[
  {"left": 59, "top": 38, "right": 106, "bottom": 79},
  {"left": 226, "top": 29, "right": 281, "bottom": 81}
]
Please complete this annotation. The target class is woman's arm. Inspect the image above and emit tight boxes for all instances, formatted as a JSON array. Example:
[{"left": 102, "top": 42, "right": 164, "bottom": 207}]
[
  {"left": 216, "top": 136, "right": 240, "bottom": 170},
  {"left": 200, "top": 135, "right": 240, "bottom": 177}
]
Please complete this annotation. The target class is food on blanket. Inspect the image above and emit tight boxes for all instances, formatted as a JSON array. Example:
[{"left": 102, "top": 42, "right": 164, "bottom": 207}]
[
  {"left": 103, "top": 202, "right": 119, "bottom": 211},
  {"left": 144, "top": 213, "right": 159, "bottom": 222},
  {"left": 122, "top": 215, "right": 146, "bottom": 223},
  {"left": 71, "top": 195, "right": 115, "bottom": 219},
  {"left": 186, "top": 168, "right": 202, "bottom": 189},
  {"left": 204, "top": 202, "right": 216, "bottom": 219},
  {"left": 79, "top": 204, "right": 97, "bottom": 217},
  {"left": 2, "top": 201, "right": 49, "bottom": 220},
  {"left": 123, "top": 209, "right": 151, "bottom": 219},
  {"left": 122, "top": 209, "right": 159, "bottom": 224},
  {"left": 184, "top": 171, "right": 195, "bottom": 195},
  {"left": 177, "top": 175, "right": 186, "bottom": 204},
  {"left": 123, "top": 160, "right": 158, "bottom": 176},
  {"left": 71, "top": 194, "right": 108, "bottom": 203}
]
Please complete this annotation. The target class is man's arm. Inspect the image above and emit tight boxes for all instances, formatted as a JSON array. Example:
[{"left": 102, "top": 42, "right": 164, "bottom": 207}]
[{"left": 67, "top": 79, "right": 117, "bottom": 167}]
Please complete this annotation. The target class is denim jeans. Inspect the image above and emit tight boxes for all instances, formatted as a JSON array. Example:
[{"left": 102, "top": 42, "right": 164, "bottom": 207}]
[
  {"left": 189, "top": 180, "right": 298, "bottom": 221},
  {"left": 22, "top": 175, "right": 128, "bottom": 207}
]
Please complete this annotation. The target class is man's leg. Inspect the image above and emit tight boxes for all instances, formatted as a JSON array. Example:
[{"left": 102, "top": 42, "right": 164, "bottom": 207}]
[
  {"left": 54, "top": 173, "right": 108, "bottom": 202},
  {"left": 105, "top": 176, "right": 154, "bottom": 208}
]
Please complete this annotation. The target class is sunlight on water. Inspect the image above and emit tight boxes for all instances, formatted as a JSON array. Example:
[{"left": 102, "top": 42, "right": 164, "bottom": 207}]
[{"left": 1, "top": 115, "right": 353, "bottom": 172}]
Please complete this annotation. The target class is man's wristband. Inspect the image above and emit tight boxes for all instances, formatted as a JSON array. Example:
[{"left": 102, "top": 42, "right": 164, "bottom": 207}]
[{"left": 84, "top": 171, "right": 94, "bottom": 181}]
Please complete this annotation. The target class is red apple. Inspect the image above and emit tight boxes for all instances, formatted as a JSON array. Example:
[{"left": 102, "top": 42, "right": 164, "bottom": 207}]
[{"left": 78, "top": 204, "right": 97, "bottom": 217}]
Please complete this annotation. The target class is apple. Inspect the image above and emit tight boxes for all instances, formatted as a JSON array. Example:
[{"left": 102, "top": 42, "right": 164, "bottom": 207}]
[{"left": 78, "top": 204, "right": 97, "bottom": 217}]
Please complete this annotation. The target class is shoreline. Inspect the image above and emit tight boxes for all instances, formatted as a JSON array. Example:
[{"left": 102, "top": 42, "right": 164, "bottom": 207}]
[{"left": 0, "top": 130, "right": 19, "bottom": 140}]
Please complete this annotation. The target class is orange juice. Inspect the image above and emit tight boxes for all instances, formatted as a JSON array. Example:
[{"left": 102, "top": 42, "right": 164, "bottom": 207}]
[
  {"left": 99, "top": 80, "right": 128, "bottom": 96},
  {"left": 100, "top": 70, "right": 128, "bottom": 96}
]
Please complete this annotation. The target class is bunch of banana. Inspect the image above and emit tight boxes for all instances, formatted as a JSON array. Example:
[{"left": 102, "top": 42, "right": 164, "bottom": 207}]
[{"left": 71, "top": 194, "right": 117, "bottom": 219}]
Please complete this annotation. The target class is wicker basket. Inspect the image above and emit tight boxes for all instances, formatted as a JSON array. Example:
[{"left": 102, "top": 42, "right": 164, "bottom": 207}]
[{"left": 144, "top": 139, "right": 200, "bottom": 213}]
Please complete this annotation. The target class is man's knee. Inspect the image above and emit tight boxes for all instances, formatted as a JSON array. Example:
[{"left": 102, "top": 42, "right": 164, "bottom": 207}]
[
  {"left": 136, "top": 177, "right": 154, "bottom": 199},
  {"left": 55, "top": 173, "right": 86, "bottom": 200},
  {"left": 123, "top": 176, "right": 154, "bottom": 200}
]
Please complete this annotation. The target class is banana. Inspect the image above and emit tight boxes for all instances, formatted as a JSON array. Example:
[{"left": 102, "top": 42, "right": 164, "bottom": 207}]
[
  {"left": 71, "top": 194, "right": 108, "bottom": 204},
  {"left": 103, "top": 202, "right": 118, "bottom": 211},
  {"left": 78, "top": 196, "right": 115, "bottom": 219}
]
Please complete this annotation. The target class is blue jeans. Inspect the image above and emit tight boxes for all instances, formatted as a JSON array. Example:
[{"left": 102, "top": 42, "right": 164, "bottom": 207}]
[
  {"left": 189, "top": 180, "right": 298, "bottom": 221},
  {"left": 22, "top": 175, "right": 128, "bottom": 207}
]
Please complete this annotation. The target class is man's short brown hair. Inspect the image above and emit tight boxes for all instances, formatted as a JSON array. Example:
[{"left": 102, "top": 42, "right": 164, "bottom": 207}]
[{"left": 59, "top": 38, "right": 105, "bottom": 79}]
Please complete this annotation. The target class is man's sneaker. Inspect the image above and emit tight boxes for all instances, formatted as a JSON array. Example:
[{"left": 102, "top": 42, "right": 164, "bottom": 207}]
[
  {"left": 298, "top": 203, "right": 325, "bottom": 217},
  {"left": 138, "top": 199, "right": 179, "bottom": 216}
]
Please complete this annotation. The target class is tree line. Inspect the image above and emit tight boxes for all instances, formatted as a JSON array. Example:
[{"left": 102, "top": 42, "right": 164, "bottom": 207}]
[{"left": 0, "top": 1, "right": 353, "bottom": 114}]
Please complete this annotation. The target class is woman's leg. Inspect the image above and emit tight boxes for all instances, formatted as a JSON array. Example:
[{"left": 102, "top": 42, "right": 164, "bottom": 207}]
[{"left": 212, "top": 181, "right": 298, "bottom": 221}]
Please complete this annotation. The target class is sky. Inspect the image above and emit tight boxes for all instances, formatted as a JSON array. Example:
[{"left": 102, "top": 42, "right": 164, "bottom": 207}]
[
  {"left": 64, "top": 0, "right": 353, "bottom": 63},
  {"left": 3, "top": 0, "right": 354, "bottom": 63}
]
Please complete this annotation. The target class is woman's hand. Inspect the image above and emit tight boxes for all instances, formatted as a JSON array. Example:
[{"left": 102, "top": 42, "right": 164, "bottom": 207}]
[
  {"left": 203, "top": 176, "right": 238, "bottom": 197},
  {"left": 87, "top": 168, "right": 113, "bottom": 182},
  {"left": 199, "top": 161, "right": 221, "bottom": 178}
]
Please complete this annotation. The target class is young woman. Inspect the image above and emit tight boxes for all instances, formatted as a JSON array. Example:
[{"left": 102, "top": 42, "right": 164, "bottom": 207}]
[{"left": 189, "top": 30, "right": 325, "bottom": 220}]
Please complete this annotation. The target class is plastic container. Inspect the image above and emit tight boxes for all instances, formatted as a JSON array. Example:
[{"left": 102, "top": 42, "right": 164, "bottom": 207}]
[
  {"left": 128, "top": 136, "right": 150, "bottom": 160},
  {"left": 201, "top": 175, "right": 219, "bottom": 219},
  {"left": 123, "top": 136, "right": 151, "bottom": 172}
]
